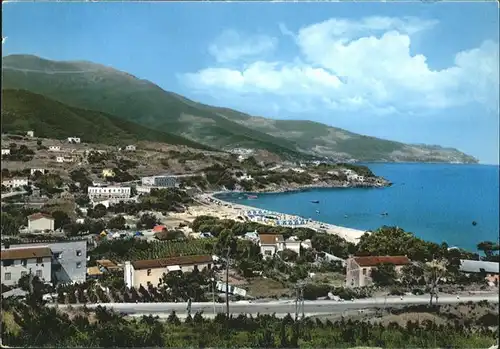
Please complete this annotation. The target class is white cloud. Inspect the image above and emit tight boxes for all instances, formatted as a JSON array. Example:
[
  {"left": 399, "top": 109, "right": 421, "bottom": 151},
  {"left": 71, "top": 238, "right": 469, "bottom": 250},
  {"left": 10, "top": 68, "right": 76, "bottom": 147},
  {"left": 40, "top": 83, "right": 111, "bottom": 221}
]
[
  {"left": 208, "top": 29, "right": 277, "bottom": 63},
  {"left": 183, "top": 17, "right": 499, "bottom": 114}
]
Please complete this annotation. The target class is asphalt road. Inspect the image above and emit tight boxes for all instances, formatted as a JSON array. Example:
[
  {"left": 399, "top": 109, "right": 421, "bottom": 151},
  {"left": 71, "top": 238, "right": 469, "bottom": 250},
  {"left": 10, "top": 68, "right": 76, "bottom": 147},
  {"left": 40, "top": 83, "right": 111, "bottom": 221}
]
[{"left": 53, "top": 294, "right": 499, "bottom": 316}]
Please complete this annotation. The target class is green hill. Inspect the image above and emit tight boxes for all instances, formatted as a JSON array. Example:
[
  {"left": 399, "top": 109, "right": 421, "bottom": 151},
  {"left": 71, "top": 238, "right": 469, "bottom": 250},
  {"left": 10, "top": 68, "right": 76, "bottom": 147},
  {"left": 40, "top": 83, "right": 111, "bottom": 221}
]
[
  {"left": 1, "top": 89, "right": 212, "bottom": 150},
  {"left": 2, "top": 54, "right": 478, "bottom": 163}
]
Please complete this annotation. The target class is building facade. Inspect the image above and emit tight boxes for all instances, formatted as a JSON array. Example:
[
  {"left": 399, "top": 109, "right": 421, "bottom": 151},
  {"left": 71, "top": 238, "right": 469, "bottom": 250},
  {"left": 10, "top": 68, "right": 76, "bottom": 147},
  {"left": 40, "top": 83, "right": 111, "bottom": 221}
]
[
  {"left": 459, "top": 259, "right": 499, "bottom": 285},
  {"left": 27, "top": 213, "right": 55, "bottom": 232},
  {"left": 30, "top": 168, "right": 46, "bottom": 176},
  {"left": 6, "top": 240, "right": 88, "bottom": 285},
  {"left": 1, "top": 246, "right": 52, "bottom": 286},
  {"left": 26, "top": 131, "right": 34, "bottom": 137},
  {"left": 48, "top": 146, "right": 61, "bottom": 152},
  {"left": 67, "top": 137, "right": 81, "bottom": 143},
  {"left": 1, "top": 148, "right": 11, "bottom": 156},
  {"left": 102, "top": 169, "right": 115, "bottom": 178},
  {"left": 345, "top": 255, "right": 410, "bottom": 288},
  {"left": 141, "top": 175, "right": 178, "bottom": 188},
  {"left": 2, "top": 177, "right": 29, "bottom": 189},
  {"left": 87, "top": 186, "right": 131, "bottom": 200},
  {"left": 258, "top": 234, "right": 301, "bottom": 258},
  {"left": 125, "top": 145, "right": 136, "bottom": 151},
  {"left": 124, "top": 255, "right": 213, "bottom": 288}
]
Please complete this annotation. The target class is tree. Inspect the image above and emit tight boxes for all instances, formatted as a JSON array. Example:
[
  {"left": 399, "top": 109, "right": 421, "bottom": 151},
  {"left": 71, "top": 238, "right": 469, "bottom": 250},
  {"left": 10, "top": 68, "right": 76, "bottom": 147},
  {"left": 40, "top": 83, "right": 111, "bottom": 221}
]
[
  {"left": 51, "top": 210, "right": 70, "bottom": 230},
  {"left": 278, "top": 249, "right": 299, "bottom": 262},
  {"left": 88, "top": 204, "right": 107, "bottom": 219},
  {"left": 477, "top": 241, "right": 500, "bottom": 261},
  {"left": 107, "top": 215, "right": 126, "bottom": 230},
  {"left": 136, "top": 213, "right": 159, "bottom": 229},
  {"left": 371, "top": 262, "right": 398, "bottom": 287},
  {"left": 423, "top": 259, "right": 448, "bottom": 306}
]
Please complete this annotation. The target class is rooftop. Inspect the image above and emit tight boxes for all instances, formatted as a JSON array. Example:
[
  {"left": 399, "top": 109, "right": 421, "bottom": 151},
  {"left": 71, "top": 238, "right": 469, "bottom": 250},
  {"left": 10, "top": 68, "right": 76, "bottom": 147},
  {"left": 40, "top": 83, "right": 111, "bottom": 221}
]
[
  {"left": 259, "top": 234, "right": 284, "bottom": 245},
  {"left": 460, "top": 259, "right": 499, "bottom": 274},
  {"left": 28, "top": 213, "right": 54, "bottom": 221},
  {"left": 96, "top": 259, "right": 120, "bottom": 270},
  {"left": 131, "top": 255, "right": 213, "bottom": 270},
  {"left": 353, "top": 255, "right": 410, "bottom": 267},
  {"left": 1, "top": 246, "right": 52, "bottom": 260}
]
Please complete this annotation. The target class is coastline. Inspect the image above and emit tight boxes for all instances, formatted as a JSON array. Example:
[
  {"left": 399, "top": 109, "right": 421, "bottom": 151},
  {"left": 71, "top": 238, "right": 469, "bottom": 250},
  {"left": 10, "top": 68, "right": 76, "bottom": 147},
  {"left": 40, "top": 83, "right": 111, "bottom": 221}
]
[{"left": 187, "top": 191, "right": 369, "bottom": 244}]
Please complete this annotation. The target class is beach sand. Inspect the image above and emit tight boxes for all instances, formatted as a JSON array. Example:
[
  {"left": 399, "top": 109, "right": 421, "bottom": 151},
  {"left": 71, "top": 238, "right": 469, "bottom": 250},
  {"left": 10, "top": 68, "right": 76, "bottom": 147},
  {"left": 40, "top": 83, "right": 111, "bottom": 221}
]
[{"left": 166, "top": 192, "right": 368, "bottom": 244}]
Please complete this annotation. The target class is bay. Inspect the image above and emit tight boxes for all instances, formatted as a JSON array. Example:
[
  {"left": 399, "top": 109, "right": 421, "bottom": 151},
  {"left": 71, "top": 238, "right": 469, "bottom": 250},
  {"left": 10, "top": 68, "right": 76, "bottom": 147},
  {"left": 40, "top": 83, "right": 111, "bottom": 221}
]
[{"left": 215, "top": 163, "right": 499, "bottom": 251}]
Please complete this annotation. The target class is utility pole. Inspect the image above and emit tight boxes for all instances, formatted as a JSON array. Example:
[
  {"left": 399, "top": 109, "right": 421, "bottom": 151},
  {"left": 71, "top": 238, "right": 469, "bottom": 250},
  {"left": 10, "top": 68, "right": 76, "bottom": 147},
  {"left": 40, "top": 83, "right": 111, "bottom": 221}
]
[
  {"left": 225, "top": 247, "right": 230, "bottom": 318},
  {"left": 295, "top": 281, "right": 305, "bottom": 320},
  {"left": 211, "top": 277, "right": 216, "bottom": 315}
]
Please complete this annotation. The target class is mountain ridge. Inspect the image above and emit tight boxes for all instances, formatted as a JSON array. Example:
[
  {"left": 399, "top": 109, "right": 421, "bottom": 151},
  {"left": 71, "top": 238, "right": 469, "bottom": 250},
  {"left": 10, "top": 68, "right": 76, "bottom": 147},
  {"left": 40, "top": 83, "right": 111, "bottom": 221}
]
[{"left": 1, "top": 54, "right": 478, "bottom": 164}]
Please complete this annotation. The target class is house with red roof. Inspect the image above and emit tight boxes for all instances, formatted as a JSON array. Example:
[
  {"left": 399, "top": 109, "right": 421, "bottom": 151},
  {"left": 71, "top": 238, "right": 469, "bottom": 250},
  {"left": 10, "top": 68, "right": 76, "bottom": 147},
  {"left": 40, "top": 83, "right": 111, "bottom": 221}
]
[
  {"left": 152, "top": 225, "right": 166, "bottom": 233},
  {"left": 27, "top": 213, "right": 55, "bottom": 232},
  {"left": 345, "top": 255, "right": 411, "bottom": 288}
]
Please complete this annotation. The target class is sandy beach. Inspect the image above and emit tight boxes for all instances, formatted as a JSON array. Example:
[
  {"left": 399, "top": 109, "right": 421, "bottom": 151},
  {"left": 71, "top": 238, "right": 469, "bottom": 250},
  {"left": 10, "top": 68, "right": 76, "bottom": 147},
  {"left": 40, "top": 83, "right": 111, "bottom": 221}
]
[{"left": 167, "top": 192, "right": 368, "bottom": 244}]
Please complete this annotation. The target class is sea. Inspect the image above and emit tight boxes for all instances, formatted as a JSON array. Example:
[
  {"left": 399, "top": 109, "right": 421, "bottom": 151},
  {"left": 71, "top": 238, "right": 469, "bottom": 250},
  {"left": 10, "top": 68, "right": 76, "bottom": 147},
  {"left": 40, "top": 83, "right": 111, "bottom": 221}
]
[{"left": 215, "top": 163, "right": 499, "bottom": 252}]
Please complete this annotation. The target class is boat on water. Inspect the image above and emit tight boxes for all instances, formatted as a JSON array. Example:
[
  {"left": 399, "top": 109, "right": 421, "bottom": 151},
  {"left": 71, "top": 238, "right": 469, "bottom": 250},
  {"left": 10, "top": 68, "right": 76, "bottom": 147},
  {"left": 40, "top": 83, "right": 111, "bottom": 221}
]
[
  {"left": 381, "top": 212, "right": 389, "bottom": 216},
  {"left": 311, "top": 200, "right": 320, "bottom": 204},
  {"left": 247, "top": 195, "right": 258, "bottom": 199},
  {"left": 315, "top": 210, "right": 320, "bottom": 214}
]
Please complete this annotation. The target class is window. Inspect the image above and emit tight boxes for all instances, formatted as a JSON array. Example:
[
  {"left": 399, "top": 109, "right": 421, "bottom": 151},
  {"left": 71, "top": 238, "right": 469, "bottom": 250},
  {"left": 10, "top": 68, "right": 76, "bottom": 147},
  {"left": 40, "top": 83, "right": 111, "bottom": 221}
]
[
  {"left": 21, "top": 259, "right": 27, "bottom": 267},
  {"left": 36, "top": 257, "right": 43, "bottom": 264},
  {"left": 3, "top": 260, "right": 13, "bottom": 267},
  {"left": 4, "top": 272, "right": 11, "bottom": 281},
  {"left": 362, "top": 268, "right": 367, "bottom": 275},
  {"left": 147, "top": 269, "right": 152, "bottom": 276},
  {"left": 36, "top": 270, "right": 42, "bottom": 278},
  {"left": 76, "top": 250, "right": 82, "bottom": 257},
  {"left": 21, "top": 271, "right": 27, "bottom": 278},
  {"left": 265, "top": 250, "right": 272, "bottom": 256},
  {"left": 76, "top": 262, "right": 82, "bottom": 268}
]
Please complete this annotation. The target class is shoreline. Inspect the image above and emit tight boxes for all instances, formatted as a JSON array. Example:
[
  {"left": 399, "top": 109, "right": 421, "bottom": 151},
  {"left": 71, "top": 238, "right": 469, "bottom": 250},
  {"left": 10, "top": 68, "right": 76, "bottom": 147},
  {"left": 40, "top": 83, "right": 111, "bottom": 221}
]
[{"left": 189, "top": 192, "right": 369, "bottom": 244}]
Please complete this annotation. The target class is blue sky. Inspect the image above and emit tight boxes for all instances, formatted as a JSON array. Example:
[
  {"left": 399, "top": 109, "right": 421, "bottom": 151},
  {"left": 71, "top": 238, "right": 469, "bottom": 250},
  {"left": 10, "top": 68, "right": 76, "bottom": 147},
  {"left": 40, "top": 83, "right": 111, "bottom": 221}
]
[{"left": 3, "top": 2, "right": 499, "bottom": 164}]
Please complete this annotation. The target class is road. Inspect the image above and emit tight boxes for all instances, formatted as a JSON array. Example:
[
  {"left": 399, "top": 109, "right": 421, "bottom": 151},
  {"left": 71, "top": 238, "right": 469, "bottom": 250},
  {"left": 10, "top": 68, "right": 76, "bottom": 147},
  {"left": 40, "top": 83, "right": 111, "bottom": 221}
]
[{"left": 53, "top": 294, "right": 499, "bottom": 316}]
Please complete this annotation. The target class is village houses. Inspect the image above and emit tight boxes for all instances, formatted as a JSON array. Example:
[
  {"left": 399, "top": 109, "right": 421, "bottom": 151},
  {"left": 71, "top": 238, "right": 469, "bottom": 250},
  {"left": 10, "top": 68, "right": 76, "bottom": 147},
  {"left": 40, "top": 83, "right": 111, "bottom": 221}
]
[
  {"left": 345, "top": 255, "right": 411, "bottom": 288},
  {"left": 27, "top": 213, "right": 55, "bottom": 232},
  {"left": 1, "top": 240, "right": 88, "bottom": 286},
  {"left": 124, "top": 255, "right": 214, "bottom": 289},
  {"left": 67, "top": 137, "right": 81, "bottom": 144},
  {"left": 30, "top": 168, "right": 46, "bottom": 176},
  {"left": 2, "top": 177, "right": 29, "bottom": 189},
  {"left": 259, "top": 234, "right": 301, "bottom": 258},
  {"left": 1, "top": 148, "right": 11, "bottom": 156},
  {"left": 48, "top": 146, "right": 61, "bottom": 152}
]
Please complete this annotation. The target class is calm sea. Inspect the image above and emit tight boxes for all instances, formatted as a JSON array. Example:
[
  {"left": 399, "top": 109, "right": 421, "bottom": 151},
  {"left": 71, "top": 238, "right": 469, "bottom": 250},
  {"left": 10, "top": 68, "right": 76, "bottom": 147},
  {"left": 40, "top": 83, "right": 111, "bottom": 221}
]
[{"left": 216, "top": 163, "right": 499, "bottom": 251}]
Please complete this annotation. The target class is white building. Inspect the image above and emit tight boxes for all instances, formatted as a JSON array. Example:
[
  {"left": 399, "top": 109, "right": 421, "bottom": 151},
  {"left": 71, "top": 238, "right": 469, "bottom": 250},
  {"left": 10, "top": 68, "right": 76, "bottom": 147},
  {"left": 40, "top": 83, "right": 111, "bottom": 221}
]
[
  {"left": 67, "top": 137, "right": 81, "bottom": 144},
  {"left": 4, "top": 240, "right": 88, "bottom": 286},
  {"left": 26, "top": 131, "right": 34, "bottom": 138},
  {"left": 56, "top": 156, "right": 74, "bottom": 163},
  {"left": 1, "top": 246, "right": 52, "bottom": 286},
  {"left": 141, "top": 175, "right": 178, "bottom": 188},
  {"left": 48, "top": 146, "right": 61, "bottom": 152},
  {"left": 87, "top": 186, "right": 131, "bottom": 200},
  {"left": 2, "top": 177, "right": 29, "bottom": 189},
  {"left": 125, "top": 145, "right": 136, "bottom": 151},
  {"left": 30, "top": 168, "right": 46, "bottom": 176},
  {"left": 27, "top": 213, "right": 55, "bottom": 232},
  {"left": 258, "top": 234, "right": 301, "bottom": 258},
  {"left": 1, "top": 148, "right": 11, "bottom": 156}
]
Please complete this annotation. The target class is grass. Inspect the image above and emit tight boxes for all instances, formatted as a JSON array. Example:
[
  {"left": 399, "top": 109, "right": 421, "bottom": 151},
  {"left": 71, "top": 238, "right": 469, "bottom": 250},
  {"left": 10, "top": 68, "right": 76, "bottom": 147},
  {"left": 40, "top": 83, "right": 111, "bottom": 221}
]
[{"left": 1, "top": 89, "right": 212, "bottom": 150}]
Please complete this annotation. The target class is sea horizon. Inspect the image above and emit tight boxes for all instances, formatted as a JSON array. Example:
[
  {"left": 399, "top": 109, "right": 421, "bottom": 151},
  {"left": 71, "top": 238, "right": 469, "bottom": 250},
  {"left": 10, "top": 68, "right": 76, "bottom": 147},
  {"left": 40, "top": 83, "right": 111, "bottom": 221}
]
[{"left": 216, "top": 163, "right": 499, "bottom": 252}]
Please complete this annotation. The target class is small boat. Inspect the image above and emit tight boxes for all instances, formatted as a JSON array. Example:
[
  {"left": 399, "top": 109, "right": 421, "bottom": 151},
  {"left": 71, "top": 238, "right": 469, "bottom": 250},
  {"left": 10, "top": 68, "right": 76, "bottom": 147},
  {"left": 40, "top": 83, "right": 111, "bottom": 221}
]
[
  {"left": 381, "top": 212, "right": 389, "bottom": 216},
  {"left": 311, "top": 200, "right": 320, "bottom": 204},
  {"left": 472, "top": 221, "right": 477, "bottom": 226},
  {"left": 247, "top": 195, "right": 258, "bottom": 199},
  {"left": 315, "top": 210, "right": 320, "bottom": 214}
]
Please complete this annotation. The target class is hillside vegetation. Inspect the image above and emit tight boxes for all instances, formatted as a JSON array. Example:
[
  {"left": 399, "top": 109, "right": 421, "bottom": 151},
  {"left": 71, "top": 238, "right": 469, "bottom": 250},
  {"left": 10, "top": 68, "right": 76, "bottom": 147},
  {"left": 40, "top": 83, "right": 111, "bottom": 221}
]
[
  {"left": 2, "top": 54, "right": 478, "bottom": 163},
  {"left": 1, "top": 89, "right": 211, "bottom": 150}
]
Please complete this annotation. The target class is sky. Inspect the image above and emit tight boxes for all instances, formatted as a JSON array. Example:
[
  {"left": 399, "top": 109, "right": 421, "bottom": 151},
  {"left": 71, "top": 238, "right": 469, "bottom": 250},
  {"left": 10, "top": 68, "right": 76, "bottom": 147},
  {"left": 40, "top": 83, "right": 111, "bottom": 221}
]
[{"left": 3, "top": 2, "right": 499, "bottom": 164}]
